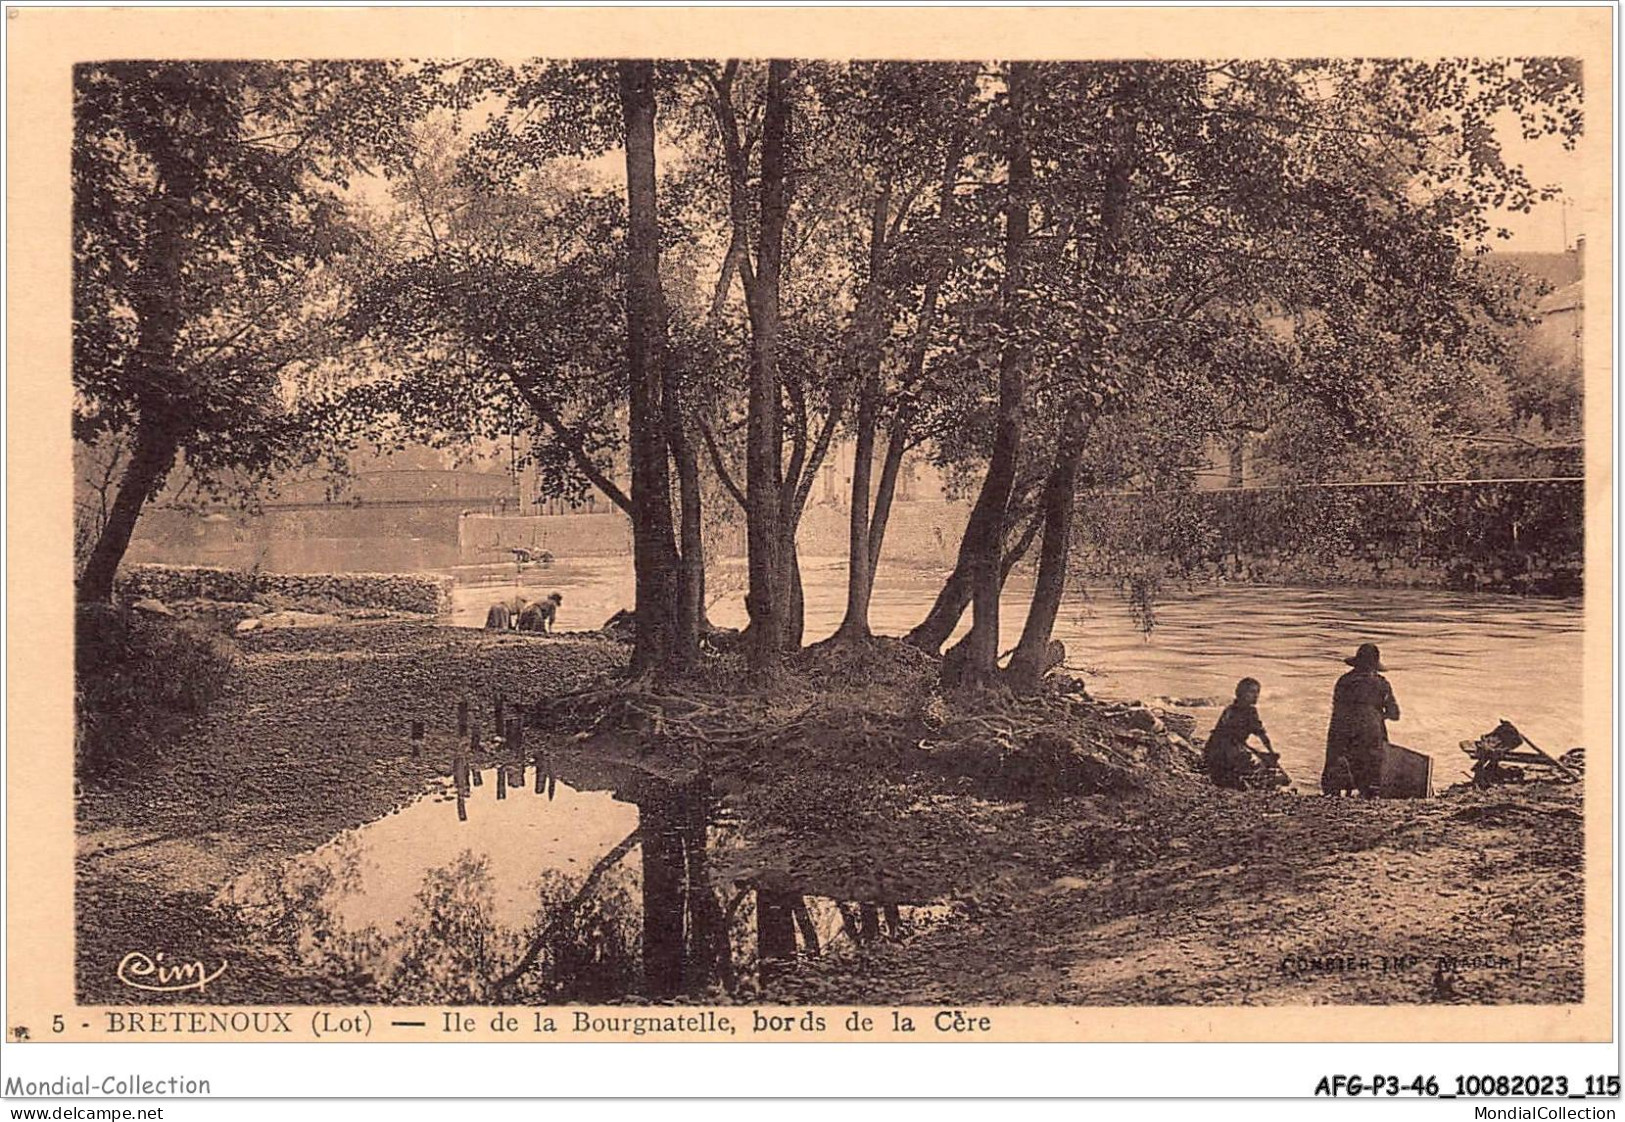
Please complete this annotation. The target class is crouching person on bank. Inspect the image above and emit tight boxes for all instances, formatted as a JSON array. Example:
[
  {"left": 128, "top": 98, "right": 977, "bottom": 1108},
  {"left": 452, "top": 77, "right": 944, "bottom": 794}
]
[{"left": 1204, "top": 677, "right": 1278, "bottom": 790}]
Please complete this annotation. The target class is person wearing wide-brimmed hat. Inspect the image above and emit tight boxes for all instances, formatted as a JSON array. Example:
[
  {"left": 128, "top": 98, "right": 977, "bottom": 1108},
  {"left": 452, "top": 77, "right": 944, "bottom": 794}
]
[{"left": 1321, "top": 643, "right": 1400, "bottom": 796}]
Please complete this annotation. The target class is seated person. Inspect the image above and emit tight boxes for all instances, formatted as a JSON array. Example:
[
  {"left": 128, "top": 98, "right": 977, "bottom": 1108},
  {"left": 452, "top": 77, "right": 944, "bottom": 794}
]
[{"left": 1203, "top": 677, "right": 1274, "bottom": 790}]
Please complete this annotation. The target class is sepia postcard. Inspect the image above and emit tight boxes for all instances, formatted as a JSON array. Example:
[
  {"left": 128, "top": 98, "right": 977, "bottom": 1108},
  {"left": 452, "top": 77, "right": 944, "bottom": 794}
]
[{"left": 3, "top": 3, "right": 1615, "bottom": 1060}]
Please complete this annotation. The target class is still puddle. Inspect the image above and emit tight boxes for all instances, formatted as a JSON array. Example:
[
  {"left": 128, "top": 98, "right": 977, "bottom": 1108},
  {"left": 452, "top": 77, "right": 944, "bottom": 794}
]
[
  {"left": 215, "top": 762, "right": 952, "bottom": 1003},
  {"left": 219, "top": 770, "right": 639, "bottom": 936}
]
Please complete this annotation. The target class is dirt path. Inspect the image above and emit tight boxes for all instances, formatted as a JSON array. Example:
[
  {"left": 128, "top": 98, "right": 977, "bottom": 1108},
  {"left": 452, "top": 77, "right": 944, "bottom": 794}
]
[{"left": 775, "top": 784, "right": 1581, "bottom": 1006}]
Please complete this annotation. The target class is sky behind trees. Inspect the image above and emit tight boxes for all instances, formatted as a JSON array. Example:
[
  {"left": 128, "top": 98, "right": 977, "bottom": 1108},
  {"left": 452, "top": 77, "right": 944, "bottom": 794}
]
[{"left": 344, "top": 71, "right": 1585, "bottom": 254}]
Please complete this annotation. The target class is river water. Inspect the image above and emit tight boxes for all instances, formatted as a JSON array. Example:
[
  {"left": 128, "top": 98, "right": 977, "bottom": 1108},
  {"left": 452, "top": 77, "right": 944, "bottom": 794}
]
[{"left": 449, "top": 555, "right": 1585, "bottom": 790}]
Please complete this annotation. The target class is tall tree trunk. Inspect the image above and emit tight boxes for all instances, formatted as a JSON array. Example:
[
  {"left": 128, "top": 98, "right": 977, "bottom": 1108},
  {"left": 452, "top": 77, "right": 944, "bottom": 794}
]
[
  {"left": 835, "top": 385, "right": 879, "bottom": 642},
  {"left": 676, "top": 442, "right": 706, "bottom": 647},
  {"left": 779, "top": 390, "right": 845, "bottom": 650},
  {"left": 865, "top": 421, "right": 909, "bottom": 573},
  {"left": 756, "top": 889, "right": 798, "bottom": 984},
  {"left": 665, "top": 372, "right": 705, "bottom": 665},
  {"left": 835, "top": 180, "right": 892, "bottom": 642},
  {"left": 680, "top": 782, "right": 718, "bottom": 993},
  {"left": 1007, "top": 414, "right": 1091, "bottom": 687},
  {"left": 76, "top": 139, "right": 196, "bottom": 605},
  {"left": 843, "top": 103, "right": 971, "bottom": 637},
  {"left": 1004, "top": 134, "right": 1132, "bottom": 690},
  {"left": 785, "top": 545, "right": 805, "bottom": 650},
  {"left": 744, "top": 60, "right": 793, "bottom": 668},
  {"left": 619, "top": 60, "right": 683, "bottom": 674},
  {"left": 75, "top": 423, "right": 179, "bottom": 603},
  {"left": 947, "top": 62, "right": 1033, "bottom": 686},
  {"left": 905, "top": 508, "right": 1041, "bottom": 653},
  {"left": 709, "top": 225, "right": 746, "bottom": 320},
  {"left": 845, "top": 415, "right": 915, "bottom": 632},
  {"left": 639, "top": 791, "right": 685, "bottom": 999}
]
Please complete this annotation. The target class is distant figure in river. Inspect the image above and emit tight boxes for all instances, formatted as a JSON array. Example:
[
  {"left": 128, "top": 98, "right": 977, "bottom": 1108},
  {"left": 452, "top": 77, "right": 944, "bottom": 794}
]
[
  {"left": 1321, "top": 643, "right": 1400, "bottom": 797},
  {"left": 1204, "top": 677, "right": 1274, "bottom": 790},
  {"left": 517, "top": 592, "right": 563, "bottom": 634}
]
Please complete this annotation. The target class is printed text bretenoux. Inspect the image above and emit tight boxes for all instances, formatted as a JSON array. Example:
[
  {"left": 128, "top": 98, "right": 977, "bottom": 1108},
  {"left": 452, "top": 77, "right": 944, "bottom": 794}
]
[
  {"left": 3, "top": 1076, "right": 210, "bottom": 1097},
  {"left": 1474, "top": 1109, "right": 1615, "bottom": 1120},
  {"left": 103, "top": 1011, "right": 290, "bottom": 1033}
]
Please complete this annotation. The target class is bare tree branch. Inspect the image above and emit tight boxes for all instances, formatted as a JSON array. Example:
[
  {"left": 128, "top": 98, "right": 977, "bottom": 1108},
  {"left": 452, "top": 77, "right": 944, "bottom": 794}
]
[
  {"left": 696, "top": 413, "right": 748, "bottom": 511},
  {"left": 510, "top": 379, "right": 632, "bottom": 514},
  {"left": 493, "top": 828, "right": 641, "bottom": 996}
]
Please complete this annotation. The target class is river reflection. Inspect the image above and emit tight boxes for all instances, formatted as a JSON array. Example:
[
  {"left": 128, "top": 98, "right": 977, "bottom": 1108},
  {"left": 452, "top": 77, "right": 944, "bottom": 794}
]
[
  {"left": 216, "top": 763, "right": 947, "bottom": 1003},
  {"left": 450, "top": 557, "right": 1584, "bottom": 790}
]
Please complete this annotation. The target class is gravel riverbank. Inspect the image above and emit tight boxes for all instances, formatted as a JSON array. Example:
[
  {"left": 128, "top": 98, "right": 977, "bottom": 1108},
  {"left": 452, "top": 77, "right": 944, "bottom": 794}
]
[{"left": 75, "top": 620, "right": 1583, "bottom": 1007}]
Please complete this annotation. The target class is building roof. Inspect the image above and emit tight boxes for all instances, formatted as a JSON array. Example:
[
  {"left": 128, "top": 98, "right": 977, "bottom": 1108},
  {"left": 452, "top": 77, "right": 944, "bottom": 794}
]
[
  {"left": 1536, "top": 280, "right": 1583, "bottom": 316},
  {"left": 1486, "top": 249, "right": 1583, "bottom": 291}
]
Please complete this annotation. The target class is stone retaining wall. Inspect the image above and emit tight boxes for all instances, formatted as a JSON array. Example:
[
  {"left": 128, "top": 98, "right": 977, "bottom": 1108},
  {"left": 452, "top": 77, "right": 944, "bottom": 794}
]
[
  {"left": 116, "top": 564, "right": 454, "bottom": 614},
  {"left": 1073, "top": 479, "right": 1583, "bottom": 597}
]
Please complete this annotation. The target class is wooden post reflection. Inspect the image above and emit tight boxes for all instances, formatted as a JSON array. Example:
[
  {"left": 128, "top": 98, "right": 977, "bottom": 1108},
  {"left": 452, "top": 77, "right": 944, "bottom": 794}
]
[{"left": 639, "top": 788, "right": 685, "bottom": 999}]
